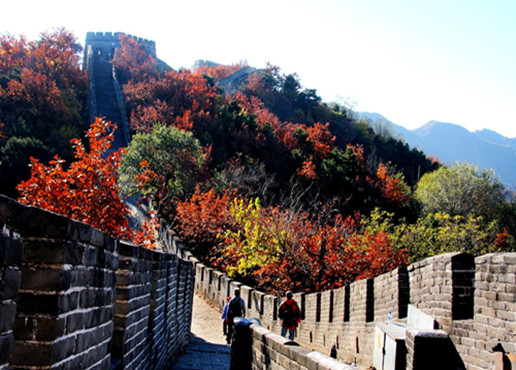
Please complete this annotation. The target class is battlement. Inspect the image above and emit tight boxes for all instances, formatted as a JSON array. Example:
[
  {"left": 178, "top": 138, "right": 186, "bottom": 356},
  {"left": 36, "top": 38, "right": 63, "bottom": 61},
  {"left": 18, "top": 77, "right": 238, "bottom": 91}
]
[
  {"left": 84, "top": 31, "right": 156, "bottom": 61},
  {"left": 86, "top": 31, "right": 122, "bottom": 41},
  {"left": 85, "top": 31, "right": 156, "bottom": 47}
]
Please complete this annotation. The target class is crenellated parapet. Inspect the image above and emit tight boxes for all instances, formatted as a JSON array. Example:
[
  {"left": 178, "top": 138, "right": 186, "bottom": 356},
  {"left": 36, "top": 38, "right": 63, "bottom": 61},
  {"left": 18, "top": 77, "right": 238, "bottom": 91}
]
[{"left": 84, "top": 32, "right": 156, "bottom": 62}]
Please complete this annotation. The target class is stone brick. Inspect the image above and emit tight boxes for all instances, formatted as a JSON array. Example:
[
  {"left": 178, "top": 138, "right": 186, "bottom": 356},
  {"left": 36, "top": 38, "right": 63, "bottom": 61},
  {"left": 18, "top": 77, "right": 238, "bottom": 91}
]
[
  {"left": 83, "top": 246, "right": 98, "bottom": 266},
  {"left": 66, "top": 311, "right": 86, "bottom": 333},
  {"left": 13, "top": 316, "right": 35, "bottom": 340},
  {"left": 0, "top": 267, "right": 21, "bottom": 300},
  {"left": 71, "top": 268, "right": 93, "bottom": 287},
  {"left": 16, "top": 292, "right": 59, "bottom": 315},
  {"left": 93, "top": 269, "right": 115, "bottom": 287},
  {"left": 23, "top": 239, "right": 67, "bottom": 265},
  {"left": 0, "top": 197, "right": 31, "bottom": 235},
  {"left": 118, "top": 242, "right": 137, "bottom": 258},
  {"left": 0, "top": 302, "right": 16, "bottom": 335},
  {"left": 0, "top": 333, "right": 14, "bottom": 364},
  {"left": 0, "top": 235, "right": 23, "bottom": 266},
  {"left": 90, "top": 228, "right": 106, "bottom": 247},
  {"left": 20, "top": 267, "right": 71, "bottom": 292},
  {"left": 59, "top": 291, "right": 79, "bottom": 312},
  {"left": 52, "top": 336, "right": 76, "bottom": 362},
  {"left": 79, "top": 288, "right": 96, "bottom": 308},
  {"left": 10, "top": 340, "right": 52, "bottom": 366},
  {"left": 35, "top": 317, "right": 59, "bottom": 341},
  {"left": 25, "top": 206, "right": 70, "bottom": 239}
]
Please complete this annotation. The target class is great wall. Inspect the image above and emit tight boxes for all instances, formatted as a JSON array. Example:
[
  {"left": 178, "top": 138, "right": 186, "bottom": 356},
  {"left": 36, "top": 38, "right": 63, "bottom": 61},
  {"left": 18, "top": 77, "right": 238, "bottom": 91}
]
[{"left": 0, "top": 32, "right": 514, "bottom": 370}]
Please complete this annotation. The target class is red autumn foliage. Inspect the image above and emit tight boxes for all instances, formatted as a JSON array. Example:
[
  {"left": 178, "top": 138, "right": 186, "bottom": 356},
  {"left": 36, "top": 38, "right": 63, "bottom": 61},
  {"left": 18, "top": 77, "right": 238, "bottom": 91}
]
[
  {"left": 174, "top": 188, "right": 408, "bottom": 295},
  {"left": 346, "top": 143, "right": 366, "bottom": 171},
  {"left": 251, "top": 210, "right": 408, "bottom": 294},
  {"left": 26, "top": 29, "right": 85, "bottom": 90},
  {"left": 174, "top": 187, "right": 236, "bottom": 261},
  {"left": 112, "top": 33, "right": 159, "bottom": 83},
  {"left": 17, "top": 117, "right": 132, "bottom": 240},
  {"left": 494, "top": 228, "right": 510, "bottom": 250},
  {"left": 123, "top": 69, "right": 217, "bottom": 133},
  {"left": 275, "top": 121, "right": 335, "bottom": 160},
  {"left": 306, "top": 122, "right": 335, "bottom": 159},
  {"left": 1, "top": 68, "right": 67, "bottom": 126},
  {"left": 0, "top": 29, "right": 86, "bottom": 141},
  {"left": 230, "top": 92, "right": 280, "bottom": 129},
  {"left": 1, "top": 29, "right": 84, "bottom": 90},
  {"left": 0, "top": 34, "right": 27, "bottom": 73},
  {"left": 17, "top": 117, "right": 157, "bottom": 248},
  {"left": 132, "top": 209, "right": 159, "bottom": 250},
  {"left": 298, "top": 158, "right": 318, "bottom": 180},
  {"left": 376, "top": 162, "right": 411, "bottom": 208}
]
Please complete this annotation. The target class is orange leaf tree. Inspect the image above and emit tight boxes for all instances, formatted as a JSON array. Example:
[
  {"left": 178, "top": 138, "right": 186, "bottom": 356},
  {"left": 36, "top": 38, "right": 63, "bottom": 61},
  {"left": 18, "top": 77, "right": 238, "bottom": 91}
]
[
  {"left": 17, "top": 117, "right": 133, "bottom": 240},
  {"left": 375, "top": 162, "right": 412, "bottom": 210},
  {"left": 174, "top": 187, "right": 236, "bottom": 262}
]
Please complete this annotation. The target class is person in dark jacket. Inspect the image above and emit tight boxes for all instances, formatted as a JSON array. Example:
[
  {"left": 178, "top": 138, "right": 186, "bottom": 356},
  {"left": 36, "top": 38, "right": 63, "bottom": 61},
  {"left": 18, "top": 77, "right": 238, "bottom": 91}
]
[
  {"left": 226, "top": 289, "right": 246, "bottom": 344},
  {"left": 278, "top": 290, "right": 301, "bottom": 340}
]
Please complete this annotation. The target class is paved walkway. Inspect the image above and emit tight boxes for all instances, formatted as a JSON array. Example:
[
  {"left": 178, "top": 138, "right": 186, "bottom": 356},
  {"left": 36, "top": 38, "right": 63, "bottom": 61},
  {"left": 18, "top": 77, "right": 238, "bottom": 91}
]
[{"left": 169, "top": 293, "right": 231, "bottom": 370}]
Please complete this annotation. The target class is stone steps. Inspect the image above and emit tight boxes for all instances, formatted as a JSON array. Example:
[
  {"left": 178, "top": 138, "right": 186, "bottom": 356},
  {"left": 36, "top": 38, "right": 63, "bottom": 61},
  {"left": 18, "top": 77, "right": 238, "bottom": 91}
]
[{"left": 92, "top": 59, "right": 126, "bottom": 149}]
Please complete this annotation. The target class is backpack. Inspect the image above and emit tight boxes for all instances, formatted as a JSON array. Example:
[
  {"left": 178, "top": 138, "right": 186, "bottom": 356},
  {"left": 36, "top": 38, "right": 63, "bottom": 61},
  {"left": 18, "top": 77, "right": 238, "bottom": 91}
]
[
  {"left": 227, "top": 297, "right": 243, "bottom": 319},
  {"left": 279, "top": 301, "right": 298, "bottom": 327}
]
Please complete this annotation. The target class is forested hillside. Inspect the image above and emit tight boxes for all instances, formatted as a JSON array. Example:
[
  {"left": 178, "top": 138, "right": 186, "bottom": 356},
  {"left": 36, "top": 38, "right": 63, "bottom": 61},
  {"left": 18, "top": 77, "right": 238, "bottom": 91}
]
[
  {"left": 2, "top": 31, "right": 514, "bottom": 295},
  {"left": 0, "top": 29, "right": 88, "bottom": 197}
]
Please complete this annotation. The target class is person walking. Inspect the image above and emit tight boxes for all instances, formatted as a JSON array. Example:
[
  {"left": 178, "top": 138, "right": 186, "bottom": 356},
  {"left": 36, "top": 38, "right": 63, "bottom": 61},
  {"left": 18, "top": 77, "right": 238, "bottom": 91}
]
[
  {"left": 226, "top": 289, "right": 246, "bottom": 344},
  {"left": 222, "top": 296, "right": 231, "bottom": 336},
  {"left": 278, "top": 290, "right": 301, "bottom": 340}
]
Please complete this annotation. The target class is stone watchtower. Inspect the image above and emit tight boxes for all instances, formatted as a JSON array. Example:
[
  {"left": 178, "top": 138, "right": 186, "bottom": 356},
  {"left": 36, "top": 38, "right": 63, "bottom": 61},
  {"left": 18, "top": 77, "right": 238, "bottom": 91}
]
[{"left": 83, "top": 32, "right": 157, "bottom": 69}]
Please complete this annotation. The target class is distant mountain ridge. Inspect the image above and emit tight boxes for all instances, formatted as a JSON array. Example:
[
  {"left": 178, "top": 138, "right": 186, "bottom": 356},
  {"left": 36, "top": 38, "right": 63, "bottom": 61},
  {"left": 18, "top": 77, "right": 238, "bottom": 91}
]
[{"left": 358, "top": 112, "right": 516, "bottom": 188}]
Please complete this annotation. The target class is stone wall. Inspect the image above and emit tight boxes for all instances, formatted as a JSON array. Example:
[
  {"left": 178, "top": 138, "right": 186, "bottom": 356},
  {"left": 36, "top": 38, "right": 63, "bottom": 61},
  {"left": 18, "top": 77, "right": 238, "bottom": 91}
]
[
  {"left": 250, "top": 325, "right": 355, "bottom": 370},
  {"left": 0, "top": 226, "right": 21, "bottom": 370},
  {"left": 449, "top": 253, "right": 516, "bottom": 369},
  {"left": 0, "top": 195, "right": 194, "bottom": 369},
  {"left": 193, "top": 244, "right": 515, "bottom": 369},
  {"left": 112, "top": 67, "right": 131, "bottom": 145}
]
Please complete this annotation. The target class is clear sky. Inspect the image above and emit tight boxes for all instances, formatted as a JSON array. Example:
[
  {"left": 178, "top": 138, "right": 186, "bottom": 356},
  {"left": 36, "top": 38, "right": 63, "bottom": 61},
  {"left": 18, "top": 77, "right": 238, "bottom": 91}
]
[{"left": 3, "top": 0, "right": 516, "bottom": 137}]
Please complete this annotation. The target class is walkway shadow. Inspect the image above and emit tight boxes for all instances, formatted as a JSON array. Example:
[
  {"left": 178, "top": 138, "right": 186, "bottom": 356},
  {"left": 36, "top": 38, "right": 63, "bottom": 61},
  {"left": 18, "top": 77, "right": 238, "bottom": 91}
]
[{"left": 169, "top": 333, "right": 230, "bottom": 370}]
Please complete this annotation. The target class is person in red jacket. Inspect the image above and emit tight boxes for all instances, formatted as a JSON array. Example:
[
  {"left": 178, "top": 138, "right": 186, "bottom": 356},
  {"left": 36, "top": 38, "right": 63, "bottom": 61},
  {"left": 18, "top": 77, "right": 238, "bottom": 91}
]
[{"left": 278, "top": 291, "right": 301, "bottom": 340}]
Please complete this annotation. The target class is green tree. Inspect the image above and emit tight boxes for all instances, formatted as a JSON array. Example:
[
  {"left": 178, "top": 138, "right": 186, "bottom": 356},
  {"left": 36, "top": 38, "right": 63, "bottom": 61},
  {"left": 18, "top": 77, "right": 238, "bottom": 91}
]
[
  {"left": 414, "top": 163, "right": 505, "bottom": 221},
  {"left": 362, "top": 208, "right": 513, "bottom": 263},
  {"left": 118, "top": 124, "right": 207, "bottom": 216},
  {"left": 0, "top": 136, "right": 52, "bottom": 197}
]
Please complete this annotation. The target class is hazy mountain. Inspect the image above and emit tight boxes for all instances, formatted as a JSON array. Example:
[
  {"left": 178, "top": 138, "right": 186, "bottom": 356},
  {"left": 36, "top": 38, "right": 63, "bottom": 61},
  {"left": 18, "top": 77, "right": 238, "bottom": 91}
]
[{"left": 358, "top": 112, "right": 516, "bottom": 188}]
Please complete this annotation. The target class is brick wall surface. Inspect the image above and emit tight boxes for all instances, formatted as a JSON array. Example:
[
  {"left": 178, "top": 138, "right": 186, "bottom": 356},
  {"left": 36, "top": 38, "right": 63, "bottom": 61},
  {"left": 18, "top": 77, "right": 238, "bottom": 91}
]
[
  {"left": 449, "top": 253, "right": 516, "bottom": 370},
  {"left": 0, "top": 195, "right": 194, "bottom": 369},
  {"left": 0, "top": 234, "right": 22, "bottom": 370},
  {"left": 113, "top": 241, "right": 153, "bottom": 369},
  {"left": 251, "top": 324, "right": 355, "bottom": 370}
]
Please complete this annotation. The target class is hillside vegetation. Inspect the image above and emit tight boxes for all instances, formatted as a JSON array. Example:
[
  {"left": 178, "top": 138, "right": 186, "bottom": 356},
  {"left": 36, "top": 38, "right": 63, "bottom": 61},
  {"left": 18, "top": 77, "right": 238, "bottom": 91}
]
[{"left": 2, "top": 31, "right": 514, "bottom": 295}]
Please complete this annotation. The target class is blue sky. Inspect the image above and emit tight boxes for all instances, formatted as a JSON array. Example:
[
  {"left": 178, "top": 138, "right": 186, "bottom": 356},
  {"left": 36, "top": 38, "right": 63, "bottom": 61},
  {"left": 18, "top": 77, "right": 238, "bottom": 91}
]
[{"left": 3, "top": 0, "right": 516, "bottom": 137}]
